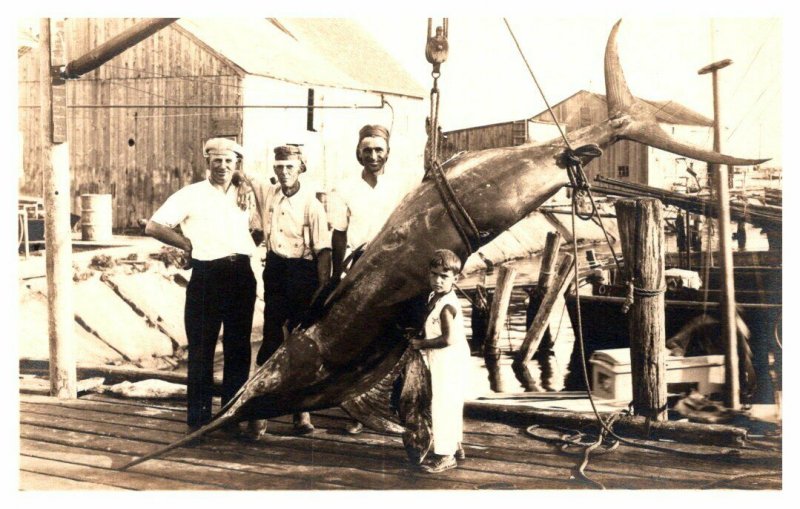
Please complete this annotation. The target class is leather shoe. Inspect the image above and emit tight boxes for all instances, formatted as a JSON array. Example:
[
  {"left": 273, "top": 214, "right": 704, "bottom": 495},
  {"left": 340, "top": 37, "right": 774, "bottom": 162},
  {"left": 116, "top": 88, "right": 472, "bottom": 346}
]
[
  {"left": 241, "top": 419, "right": 267, "bottom": 442},
  {"left": 455, "top": 443, "right": 466, "bottom": 461},
  {"left": 421, "top": 454, "right": 457, "bottom": 473},
  {"left": 345, "top": 421, "right": 363, "bottom": 435},
  {"left": 293, "top": 412, "right": 315, "bottom": 435}
]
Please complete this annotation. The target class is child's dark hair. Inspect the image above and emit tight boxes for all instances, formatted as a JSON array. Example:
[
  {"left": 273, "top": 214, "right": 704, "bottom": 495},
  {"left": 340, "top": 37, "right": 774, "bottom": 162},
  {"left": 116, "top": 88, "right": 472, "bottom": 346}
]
[{"left": 429, "top": 249, "right": 462, "bottom": 274}]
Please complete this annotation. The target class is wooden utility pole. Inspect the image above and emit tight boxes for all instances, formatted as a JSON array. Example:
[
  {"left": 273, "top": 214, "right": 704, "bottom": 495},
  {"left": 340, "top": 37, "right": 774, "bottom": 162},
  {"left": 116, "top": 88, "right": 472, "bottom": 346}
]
[
  {"left": 698, "top": 58, "right": 740, "bottom": 410},
  {"left": 37, "top": 18, "right": 180, "bottom": 398},
  {"left": 40, "top": 18, "right": 76, "bottom": 398},
  {"left": 615, "top": 198, "right": 667, "bottom": 421}
]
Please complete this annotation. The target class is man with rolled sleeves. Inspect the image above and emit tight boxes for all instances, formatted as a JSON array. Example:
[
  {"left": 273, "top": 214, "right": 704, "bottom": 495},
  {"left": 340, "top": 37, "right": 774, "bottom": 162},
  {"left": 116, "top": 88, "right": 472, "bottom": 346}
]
[
  {"left": 145, "top": 137, "right": 257, "bottom": 431},
  {"left": 239, "top": 144, "right": 331, "bottom": 440}
]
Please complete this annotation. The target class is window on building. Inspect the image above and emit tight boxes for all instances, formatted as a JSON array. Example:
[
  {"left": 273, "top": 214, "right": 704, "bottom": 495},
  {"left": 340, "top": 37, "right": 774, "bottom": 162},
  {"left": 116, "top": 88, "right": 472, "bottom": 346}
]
[
  {"left": 618, "top": 165, "right": 630, "bottom": 178},
  {"left": 580, "top": 107, "right": 591, "bottom": 127}
]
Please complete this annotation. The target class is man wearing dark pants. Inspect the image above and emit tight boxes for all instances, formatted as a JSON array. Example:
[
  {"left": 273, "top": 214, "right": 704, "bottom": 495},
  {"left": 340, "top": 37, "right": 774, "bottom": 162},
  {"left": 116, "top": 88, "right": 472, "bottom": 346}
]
[
  {"left": 238, "top": 144, "right": 331, "bottom": 440},
  {"left": 328, "top": 124, "right": 408, "bottom": 434},
  {"left": 183, "top": 255, "right": 255, "bottom": 427},
  {"left": 146, "top": 137, "right": 256, "bottom": 430}
]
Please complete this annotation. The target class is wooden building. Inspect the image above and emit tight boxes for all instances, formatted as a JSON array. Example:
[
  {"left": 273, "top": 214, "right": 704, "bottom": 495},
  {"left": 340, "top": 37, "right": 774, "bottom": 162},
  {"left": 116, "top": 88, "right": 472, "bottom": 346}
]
[
  {"left": 442, "top": 90, "right": 713, "bottom": 190},
  {"left": 18, "top": 18, "right": 426, "bottom": 231}
]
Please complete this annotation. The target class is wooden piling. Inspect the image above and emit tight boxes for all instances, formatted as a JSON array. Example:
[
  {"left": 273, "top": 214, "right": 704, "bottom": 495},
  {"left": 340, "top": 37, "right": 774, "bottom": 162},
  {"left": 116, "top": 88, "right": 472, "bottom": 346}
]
[
  {"left": 614, "top": 198, "right": 667, "bottom": 421},
  {"left": 524, "top": 232, "right": 562, "bottom": 350},
  {"left": 511, "top": 232, "right": 562, "bottom": 389},
  {"left": 537, "top": 232, "right": 563, "bottom": 291},
  {"left": 40, "top": 19, "right": 77, "bottom": 399},
  {"left": 515, "top": 252, "right": 575, "bottom": 364},
  {"left": 483, "top": 265, "right": 517, "bottom": 361},
  {"left": 675, "top": 211, "right": 689, "bottom": 269}
]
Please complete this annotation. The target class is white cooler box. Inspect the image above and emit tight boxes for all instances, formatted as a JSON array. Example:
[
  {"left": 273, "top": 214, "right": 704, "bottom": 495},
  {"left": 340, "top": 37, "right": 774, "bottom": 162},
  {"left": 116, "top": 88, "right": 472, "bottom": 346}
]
[{"left": 589, "top": 348, "right": 725, "bottom": 401}]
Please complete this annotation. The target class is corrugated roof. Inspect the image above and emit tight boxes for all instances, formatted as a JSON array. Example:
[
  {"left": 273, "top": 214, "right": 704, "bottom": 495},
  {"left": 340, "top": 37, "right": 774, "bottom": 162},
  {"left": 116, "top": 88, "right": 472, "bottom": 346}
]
[{"left": 176, "top": 18, "right": 424, "bottom": 98}]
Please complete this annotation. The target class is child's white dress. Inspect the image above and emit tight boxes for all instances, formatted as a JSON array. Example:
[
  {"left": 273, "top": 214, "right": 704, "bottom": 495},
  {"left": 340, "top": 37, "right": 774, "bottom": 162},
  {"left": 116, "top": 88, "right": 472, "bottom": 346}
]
[{"left": 423, "top": 289, "right": 471, "bottom": 456}]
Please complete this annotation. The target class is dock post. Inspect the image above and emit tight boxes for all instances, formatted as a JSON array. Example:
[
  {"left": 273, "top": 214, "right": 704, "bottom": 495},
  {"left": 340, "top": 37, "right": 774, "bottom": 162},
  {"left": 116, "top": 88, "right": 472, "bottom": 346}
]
[
  {"left": 512, "top": 231, "right": 562, "bottom": 389},
  {"left": 526, "top": 232, "right": 562, "bottom": 349},
  {"left": 483, "top": 265, "right": 517, "bottom": 363},
  {"left": 40, "top": 19, "right": 77, "bottom": 399},
  {"left": 615, "top": 198, "right": 667, "bottom": 421},
  {"left": 515, "top": 252, "right": 574, "bottom": 365}
]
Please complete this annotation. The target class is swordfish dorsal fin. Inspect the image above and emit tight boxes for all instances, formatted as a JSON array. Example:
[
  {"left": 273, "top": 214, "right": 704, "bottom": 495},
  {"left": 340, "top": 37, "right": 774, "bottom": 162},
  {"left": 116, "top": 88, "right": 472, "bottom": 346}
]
[{"left": 605, "top": 19, "right": 770, "bottom": 167}]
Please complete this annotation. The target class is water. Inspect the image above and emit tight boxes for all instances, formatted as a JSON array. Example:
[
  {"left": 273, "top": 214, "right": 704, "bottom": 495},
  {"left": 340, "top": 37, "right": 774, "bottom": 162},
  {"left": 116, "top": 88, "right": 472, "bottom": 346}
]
[
  {"left": 458, "top": 223, "right": 772, "bottom": 396},
  {"left": 458, "top": 248, "right": 605, "bottom": 396}
]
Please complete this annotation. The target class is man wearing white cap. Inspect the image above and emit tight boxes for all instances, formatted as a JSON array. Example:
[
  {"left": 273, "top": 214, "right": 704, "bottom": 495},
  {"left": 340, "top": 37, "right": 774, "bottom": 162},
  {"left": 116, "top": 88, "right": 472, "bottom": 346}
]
[{"left": 146, "top": 137, "right": 257, "bottom": 431}]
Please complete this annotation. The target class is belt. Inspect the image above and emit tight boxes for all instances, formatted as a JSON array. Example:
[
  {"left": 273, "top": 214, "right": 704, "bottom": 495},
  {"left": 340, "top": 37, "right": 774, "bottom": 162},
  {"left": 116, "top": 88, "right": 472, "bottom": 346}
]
[{"left": 191, "top": 254, "right": 250, "bottom": 267}]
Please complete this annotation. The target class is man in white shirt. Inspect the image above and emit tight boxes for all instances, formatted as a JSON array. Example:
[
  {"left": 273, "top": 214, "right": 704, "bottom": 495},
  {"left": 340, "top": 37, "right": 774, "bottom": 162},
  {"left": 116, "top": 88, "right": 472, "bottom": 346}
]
[
  {"left": 146, "top": 137, "right": 257, "bottom": 431},
  {"left": 327, "top": 124, "right": 409, "bottom": 434},
  {"left": 238, "top": 144, "right": 331, "bottom": 439},
  {"left": 328, "top": 124, "right": 405, "bottom": 283}
]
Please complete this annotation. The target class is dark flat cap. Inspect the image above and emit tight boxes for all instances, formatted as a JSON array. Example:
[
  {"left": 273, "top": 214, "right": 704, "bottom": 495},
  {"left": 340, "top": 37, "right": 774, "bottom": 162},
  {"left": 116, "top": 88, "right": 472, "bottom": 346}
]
[
  {"left": 358, "top": 124, "right": 390, "bottom": 142},
  {"left": 273, "top": 144, "right": 304, "bottom": 160}
]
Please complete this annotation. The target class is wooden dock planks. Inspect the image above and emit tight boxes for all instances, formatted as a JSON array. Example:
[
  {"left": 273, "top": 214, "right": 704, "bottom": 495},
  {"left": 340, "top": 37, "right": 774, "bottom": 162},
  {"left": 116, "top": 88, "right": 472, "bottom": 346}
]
[{"left": 18, "top": 393, "right": 781, "bottom": 490}]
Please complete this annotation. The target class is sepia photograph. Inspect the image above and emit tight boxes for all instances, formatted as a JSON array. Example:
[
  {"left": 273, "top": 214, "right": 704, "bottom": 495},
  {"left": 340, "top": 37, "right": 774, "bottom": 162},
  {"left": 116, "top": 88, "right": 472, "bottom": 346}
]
[{"left": 6, "top": 0, "right": 793, "bottom": 500}]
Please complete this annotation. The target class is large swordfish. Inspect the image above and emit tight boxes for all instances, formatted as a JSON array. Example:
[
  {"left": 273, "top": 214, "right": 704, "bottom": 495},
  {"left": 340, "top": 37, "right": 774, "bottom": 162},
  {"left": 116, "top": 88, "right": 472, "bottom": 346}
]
[{"left": 123, "top": 20, "right": 766, "bottom": 469}]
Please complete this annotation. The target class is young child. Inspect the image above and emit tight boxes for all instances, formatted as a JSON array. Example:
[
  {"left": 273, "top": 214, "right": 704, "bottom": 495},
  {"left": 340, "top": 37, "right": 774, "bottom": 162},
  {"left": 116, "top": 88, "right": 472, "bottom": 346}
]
[{"left": 411, "top": 249, "right": 471, "bottom": 473}]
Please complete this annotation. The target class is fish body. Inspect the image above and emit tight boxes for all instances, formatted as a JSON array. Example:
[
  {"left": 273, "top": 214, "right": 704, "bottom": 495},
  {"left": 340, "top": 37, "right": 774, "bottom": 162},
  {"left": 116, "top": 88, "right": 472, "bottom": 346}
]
[{"left": 123, "top": 20, "right": 767, "bottom": 469}]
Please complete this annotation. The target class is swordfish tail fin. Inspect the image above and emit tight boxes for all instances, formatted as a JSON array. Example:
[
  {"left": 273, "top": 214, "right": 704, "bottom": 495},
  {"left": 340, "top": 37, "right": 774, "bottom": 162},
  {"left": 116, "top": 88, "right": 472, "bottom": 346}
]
[
  {"left": 604, "top": 19, "right": 770, "bottom": 167},
  {"left": 605, "top": 19, "right": 636, "bottom": 121}
]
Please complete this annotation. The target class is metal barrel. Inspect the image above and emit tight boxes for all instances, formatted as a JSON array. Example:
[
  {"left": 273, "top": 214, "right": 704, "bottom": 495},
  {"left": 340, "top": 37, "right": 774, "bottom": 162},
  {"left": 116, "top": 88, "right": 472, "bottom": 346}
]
[{"left": 80, "top": 194, "right": 112, "bottom": 241}]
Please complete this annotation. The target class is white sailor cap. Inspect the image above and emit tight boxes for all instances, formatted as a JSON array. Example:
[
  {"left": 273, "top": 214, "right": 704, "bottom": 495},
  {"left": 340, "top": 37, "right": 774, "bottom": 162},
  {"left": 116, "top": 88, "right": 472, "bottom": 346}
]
[{"left": 203, "top": 137, "right": 244, "bottom": 158}]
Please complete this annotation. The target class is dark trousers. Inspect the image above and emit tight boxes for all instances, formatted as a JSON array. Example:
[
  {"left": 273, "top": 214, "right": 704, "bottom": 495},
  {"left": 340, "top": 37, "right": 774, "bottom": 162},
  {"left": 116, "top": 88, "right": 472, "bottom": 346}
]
[
  {"left": 257, "top": 251, "right": 318, "bottom": 366},
  {"left": 184, "top": 255, "right": 256, "bottom": 427}
]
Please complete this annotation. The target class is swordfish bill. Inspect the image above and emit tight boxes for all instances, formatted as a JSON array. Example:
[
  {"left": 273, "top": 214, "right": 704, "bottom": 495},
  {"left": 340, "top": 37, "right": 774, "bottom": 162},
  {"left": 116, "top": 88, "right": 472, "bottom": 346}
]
[{"left": 122, "top": 19, "right": 768, "bottom": 470}]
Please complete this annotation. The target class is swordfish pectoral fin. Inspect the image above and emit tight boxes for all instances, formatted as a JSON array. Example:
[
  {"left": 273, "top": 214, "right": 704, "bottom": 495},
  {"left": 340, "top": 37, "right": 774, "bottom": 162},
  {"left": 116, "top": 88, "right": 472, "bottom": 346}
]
[
  {"left": 397, "top": 349, "right": 433, "bottom": 465},
  {"left": 621, "top": 120, "right": 770, "bottom": 166},
  {"left": 339, "top": 351, "right": 408, "bottom": 435},
  {"left": 339, "top": 346, "right": 432, "bottom": 464}
]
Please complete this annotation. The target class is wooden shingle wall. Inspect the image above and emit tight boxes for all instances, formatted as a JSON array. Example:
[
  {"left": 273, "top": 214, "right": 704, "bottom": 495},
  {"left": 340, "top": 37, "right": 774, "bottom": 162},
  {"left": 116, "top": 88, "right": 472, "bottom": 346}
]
[
  {"left": 441, "top": 122, "right": 516, "bottom": 162},
  {"left": 18, "top": 18, "right": 244, "bottom": 230}
]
